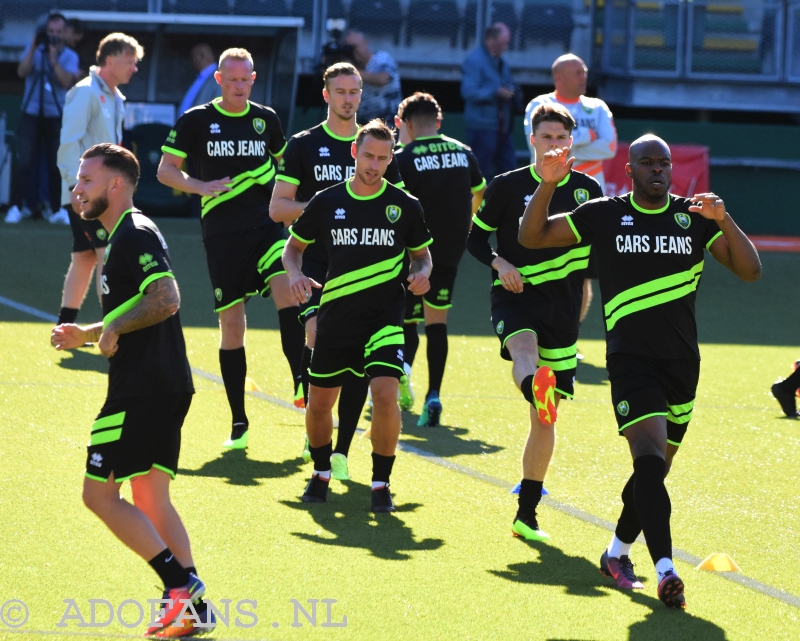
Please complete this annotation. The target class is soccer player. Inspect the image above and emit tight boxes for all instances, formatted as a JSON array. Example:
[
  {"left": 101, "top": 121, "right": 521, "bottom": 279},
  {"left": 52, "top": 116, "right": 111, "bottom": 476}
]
[
  {"left": 771, "top": 362, "right": 800, "bottom": 418},
  {"left": 270, "top": 62, "right": 405, "bottom": 479},
  {"left": 393, "top": 92, "right": 485, "bottom": 425},
  {"left": 158, "top": 48, "right": 305, "bottom": 449},
  {"left": 282, "top": 120, "right": 432, "bottom": 512},
  {"left": 467, "top": 103, "right": 602, "bottom": 541},
  {"left": 50, "top": 144, "right": 212, "bottom": 637},
  {"left": 519, "top": 135, "right": 761, "bottom": 608}
]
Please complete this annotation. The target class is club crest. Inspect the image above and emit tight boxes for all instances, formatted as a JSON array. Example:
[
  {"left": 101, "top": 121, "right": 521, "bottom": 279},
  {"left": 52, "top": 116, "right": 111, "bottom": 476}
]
[
  {"left": 386, "top": 205, "right": 402, "bottom": 223},
  {"left": 617, "top": 400, "right": 630, "bottom": 416},
  {"left": 496, "top": 320, "right": 504, "bottom": 334},
  {"left": 674, "top": 212, "right": 691, "bottom": 229},
  {"left": 574, "top": 188, "right": 590, "bottom": 205},
  {"left": 252, "top": 118, "right": 266, "bottom": 134},
  {"left": 215, "top": 288, "right": 223, "bottom": 302}
]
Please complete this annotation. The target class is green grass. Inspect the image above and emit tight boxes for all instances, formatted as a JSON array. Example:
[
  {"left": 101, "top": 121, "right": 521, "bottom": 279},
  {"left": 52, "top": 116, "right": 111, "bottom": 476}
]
[{"left": 0, "top": 221, "right": 799, "bottom": 640}]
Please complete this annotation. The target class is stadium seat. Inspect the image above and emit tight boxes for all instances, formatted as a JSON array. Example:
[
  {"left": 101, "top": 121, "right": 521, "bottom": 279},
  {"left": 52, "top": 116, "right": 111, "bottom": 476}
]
[
  {"left": 520, "top": 1, "right": 574, "bottom": 51},
  {"left": 406, "top": 0, "right": 460, "bottom": 47},
  {"left": 489, "top": 1, "right": 518, "bottom": 49},
  {"left": 129, "top": 124, "right": 192, "bottom": 218},
  {"left": 463, "top": 1, "right": 478, "bottom": 48},
  {"left": 233, "top": 0, "right": 288, "bottom": 15},
  {"left": 348, "top": 0, "right": 403, "bottom": 45}
]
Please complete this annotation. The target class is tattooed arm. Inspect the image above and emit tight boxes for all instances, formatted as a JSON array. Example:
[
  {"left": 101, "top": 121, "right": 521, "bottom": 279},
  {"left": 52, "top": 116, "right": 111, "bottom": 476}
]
[{"left": 51, "top": 277, "right": 180, "bottom": 357}]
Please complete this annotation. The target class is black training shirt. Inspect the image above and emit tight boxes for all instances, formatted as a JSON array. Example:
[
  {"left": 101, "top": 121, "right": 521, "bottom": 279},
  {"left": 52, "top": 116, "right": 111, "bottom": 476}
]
[
  {"left": 162, "top": 98, "right": 286, "bottom": 239},
  {"left": 101, "top": 209, "right": 193, "bottom": 400},
  {"left": 566, "top": 193, "right": 723, "bottom": 359},
  {"left": 290, "top": 180, "right": 431, "bottom": 345}
]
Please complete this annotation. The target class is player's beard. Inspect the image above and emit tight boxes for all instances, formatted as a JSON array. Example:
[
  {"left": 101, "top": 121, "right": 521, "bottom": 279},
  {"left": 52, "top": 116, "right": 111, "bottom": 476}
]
[
  {"left": 356, "top": 167, "right": 383, "bottom": 186},
  {"left": 81, "top": 193, "right": 110, "bottom": 220},
  {"left": 332, "top": 102, "right": 357, "bottom": 123},
  {"left": 631, "top": 172, "right": 670, "bottom": 200}
]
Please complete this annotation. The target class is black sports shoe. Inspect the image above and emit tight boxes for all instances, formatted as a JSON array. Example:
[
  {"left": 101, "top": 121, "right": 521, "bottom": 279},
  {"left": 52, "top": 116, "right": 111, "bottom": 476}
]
[
  {"left": 371, "top": 484, "right": 395, "bottom": 513},
  {"left": 771, "top": 383, "right": 798, "bottom": 418},
  {"left": 657, "top": 570, "right": 686, "bottom": 609},
  {"left": 301, "top": 474, "right": 329, "bottom": 503}
]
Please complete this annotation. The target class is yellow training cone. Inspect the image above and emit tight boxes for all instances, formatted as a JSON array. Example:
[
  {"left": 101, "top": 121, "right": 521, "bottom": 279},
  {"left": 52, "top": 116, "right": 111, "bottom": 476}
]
[
  {"left": 697, "top": 553, "right": 740, "bottom": 572},
  {"left": 244, "top": 377, "right": 261, "bottom": 392}
]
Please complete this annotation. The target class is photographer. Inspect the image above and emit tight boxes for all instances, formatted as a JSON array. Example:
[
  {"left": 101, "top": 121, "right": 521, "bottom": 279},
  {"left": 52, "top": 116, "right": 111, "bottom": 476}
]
[
  {"left": 5, "top": 12, "right": 78, "bottom": 224},
  {"left": 343, "top": 30, "right": 401, "bottom": 125}
]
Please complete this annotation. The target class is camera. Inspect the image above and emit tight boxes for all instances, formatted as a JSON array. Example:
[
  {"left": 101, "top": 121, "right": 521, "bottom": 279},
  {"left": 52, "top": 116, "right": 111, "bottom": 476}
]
[
  {"left": 35, "top": 28, "right": 61, "bottom": 48},
  {"left": 318, "top": 18, "right": 354, "bottom": 69}
]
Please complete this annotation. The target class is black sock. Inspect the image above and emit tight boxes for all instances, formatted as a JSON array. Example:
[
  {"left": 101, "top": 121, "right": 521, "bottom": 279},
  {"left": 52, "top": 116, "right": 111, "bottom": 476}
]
[
  {"left": 521, "top": 374, "right": 535, "bottom": 405},
  {"left": 309, "top": 441, "right": 332, "bottom": 472},
  {"left": 148, "top": 548, "right": 191, "bottom": 589},
  {"left": 278, "top": 307, "right": 305, "bottom": 393},
  {"left": 185, "top": 565, "right": 197, "bottom": 576},
  {"left": 58, "top": 306, "right": 78, "bottom": 325},
  {"left": 425, "top": 323, "right": 448, "bottom": 397},
  {"left": 632, "top": 455, "right": 672, "bottom": 564},
  {"left": 371, "top": 452, "right": 396, "bottom": 483},
  {"left": 300, "top": 345, "right": 313, "bottom": 403},
  {"left": 517, "top": 479, "right": 543, "bottom": 517},
  {"left": 777, "top": 365, "right": 800, "bottom": 392},
  {"left": 219, "top": 347, "right": 248, "bottom": 425},
  {"left": 335, "top": 374, "right": 369, "bottom": 456},
  {"left": 615, "top": 473, "right": 641, "bottom": 545},
  {"left": 403, "top": 323, "right": 420, "bottom": 367}
]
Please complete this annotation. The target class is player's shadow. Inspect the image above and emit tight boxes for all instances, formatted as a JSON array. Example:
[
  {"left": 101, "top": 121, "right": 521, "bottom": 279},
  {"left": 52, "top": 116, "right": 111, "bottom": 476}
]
[
  {"left": 56, "top": 348, "right": 108, "bottom": 374},
  {"left": 178, "top": 450, "right": 304, "bottom": 486},
  {"left": 575, "top": 359, "right": 608, "bottom": 386},
  {"left": 281, "top": 479, "right": 444, "bottom": 561},
  {"left": 396, "top": 411, "right": 504, "bottom": 459},
  {"left": 491, "top": 541, "right": 727, "bottom": 640}
]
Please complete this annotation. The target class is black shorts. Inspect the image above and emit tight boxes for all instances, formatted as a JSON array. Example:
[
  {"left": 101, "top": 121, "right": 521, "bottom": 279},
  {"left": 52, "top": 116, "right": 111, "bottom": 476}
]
[
  {"left": 404, "top": 264, "right": 458, "bottom": 322},
  {"left": 85, "top": 392, "right": 192, "bottom": 483},
  {"left": 491, "top": 296, "right": 578, "bottom": 398},
  {"left": 607, "top": 353, "right": 699, "bottom": 446},
  {"left": 310, "top": 325, "right": 405, "bottom": 388},
  {"left": 204, "top": 224, "right": 287, "bottom": 312},
  {"left": 68, "top": 204, "right": 109, "bottom": 253},
  {"left": 299, "top": 256, "right": 327, "bottom": 324}
]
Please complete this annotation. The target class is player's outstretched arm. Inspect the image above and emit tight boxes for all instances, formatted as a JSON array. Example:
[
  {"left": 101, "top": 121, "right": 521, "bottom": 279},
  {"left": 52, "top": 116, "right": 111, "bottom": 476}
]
[
  {"left": 270, "top": 180, "right": 308, "bottom": 224},
  {"left": 282, "top": 236, "right": 320, "bottom": 306},
  {"left": 157, "top": 152, "right": 231, "bottom": 198},
  {"left": 518, "top": 148, "right": 579, "bottom": 249},
  {"left": 407, "top": 247, "right": 432, "bottom": 296},
  {"left": 690, "top": 193, "right": 762, "bottom": 282},
  {"left": 51, "top": 322, "right": 102, "bottom": 350}
]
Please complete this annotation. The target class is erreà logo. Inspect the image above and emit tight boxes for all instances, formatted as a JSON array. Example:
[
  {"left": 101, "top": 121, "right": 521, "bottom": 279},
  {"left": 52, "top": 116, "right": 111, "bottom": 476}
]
[
  {"left": 412, "top": 145, "right": 428, "bottom": 155},
  {"left": 253, "top": 118, "right": 266, "bottom": 134},
  {"left": 139, "top": 253, "right": 153, "bottom": 265},
  {"left": 386, "top": 205, "right": 401, "bottom": 223},
  {"left": 674, "top": 212, "right": 691, "bottom": 230},
  {"left": 617, "top": 400, "right": 630, "bottom": 416},
  {"left": 574, "top": 188, "right": 589, "bottom": 204},
  {"left": 166, "top": 129, "right": 177, "bottom": 143},
  {"left": 215, "top": 288, "right": 223, "bottom": 301}
]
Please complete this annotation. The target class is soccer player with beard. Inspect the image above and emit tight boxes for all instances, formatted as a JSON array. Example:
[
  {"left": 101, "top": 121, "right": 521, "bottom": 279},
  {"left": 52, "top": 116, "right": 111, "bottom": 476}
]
[
  {"left": 519, "top": 135, "right": 761, "bottom": 608},
  {"left": 158, "top": 48, "right": 305, "bottom": 450},
  {"left": 51, "top": 144, "right": 213, "bottom": 638},
  {"left": 270, "top": 63, "right": 404, "bottom": 480},
  {"left": 282, "top": 121, "right": 432, "bottom": 512}
]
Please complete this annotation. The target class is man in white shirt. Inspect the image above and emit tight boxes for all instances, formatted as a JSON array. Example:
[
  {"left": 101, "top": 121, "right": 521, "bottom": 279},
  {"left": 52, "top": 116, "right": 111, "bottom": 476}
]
[{"left": 524, "top": 54, "right": 617, "bottom": 192}]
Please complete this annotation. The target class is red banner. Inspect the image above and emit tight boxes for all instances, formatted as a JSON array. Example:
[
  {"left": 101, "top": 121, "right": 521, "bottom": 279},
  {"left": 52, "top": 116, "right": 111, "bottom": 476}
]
[{"left": 602, "top": 143, "right": 710, "bottom": 198}]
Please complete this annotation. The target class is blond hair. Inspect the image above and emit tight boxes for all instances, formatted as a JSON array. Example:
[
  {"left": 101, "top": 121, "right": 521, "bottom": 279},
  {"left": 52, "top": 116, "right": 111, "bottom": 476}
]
[{"left": 219, "top": 48, "right": 254, "bottom": 69}]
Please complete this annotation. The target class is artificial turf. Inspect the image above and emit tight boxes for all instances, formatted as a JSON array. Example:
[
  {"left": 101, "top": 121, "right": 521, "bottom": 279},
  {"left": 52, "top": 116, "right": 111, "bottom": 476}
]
[{"left": 0, "top": 220, "right": 798, "bottom": 640}]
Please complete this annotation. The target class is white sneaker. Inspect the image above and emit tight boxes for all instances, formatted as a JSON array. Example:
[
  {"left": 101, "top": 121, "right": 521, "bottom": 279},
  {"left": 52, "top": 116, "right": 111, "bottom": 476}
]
[
  {"left": 4, "top": 205, "right": 26, "bottom": 223},
  {"left": 49, "top": 207, "right": 70, "bottom": 225}
]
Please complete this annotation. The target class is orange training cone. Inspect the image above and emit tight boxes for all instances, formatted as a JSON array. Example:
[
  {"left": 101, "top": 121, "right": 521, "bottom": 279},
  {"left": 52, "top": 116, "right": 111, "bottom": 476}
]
[
  {"left": 697, "top": 553, "right": 740, "bottom": 572},
  {"left": 244, "top": 377, "right": 261, "bottom": 392}
]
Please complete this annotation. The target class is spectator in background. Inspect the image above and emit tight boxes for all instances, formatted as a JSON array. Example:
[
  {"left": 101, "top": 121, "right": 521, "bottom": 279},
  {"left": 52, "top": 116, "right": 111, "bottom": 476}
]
[
  {"left": 524, "top": 54, "right": 617, "bottom": 192},
  {"left": 5, "top": 12, "right": 78, "bottom": 224},
  {"left": 343, "top": 30, "right": 401, "bottom": 125},
  {"left": 62, "top": 18, "right": 87, "bottom": 80},
  {"left": 179, "top": 43, "right": 222, "bottom": 115},
  {"left": 54, "top": 33, "right": 143, "bottom": 328},
  {"left": 460, "top": 23, "right": 522, "bottom": 180}
]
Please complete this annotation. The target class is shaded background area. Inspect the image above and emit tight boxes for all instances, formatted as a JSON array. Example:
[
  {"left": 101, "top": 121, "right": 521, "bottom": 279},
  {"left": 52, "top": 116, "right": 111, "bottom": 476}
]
[{"left": 1, "top": 220, "right": 798, "bottom": 348}]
